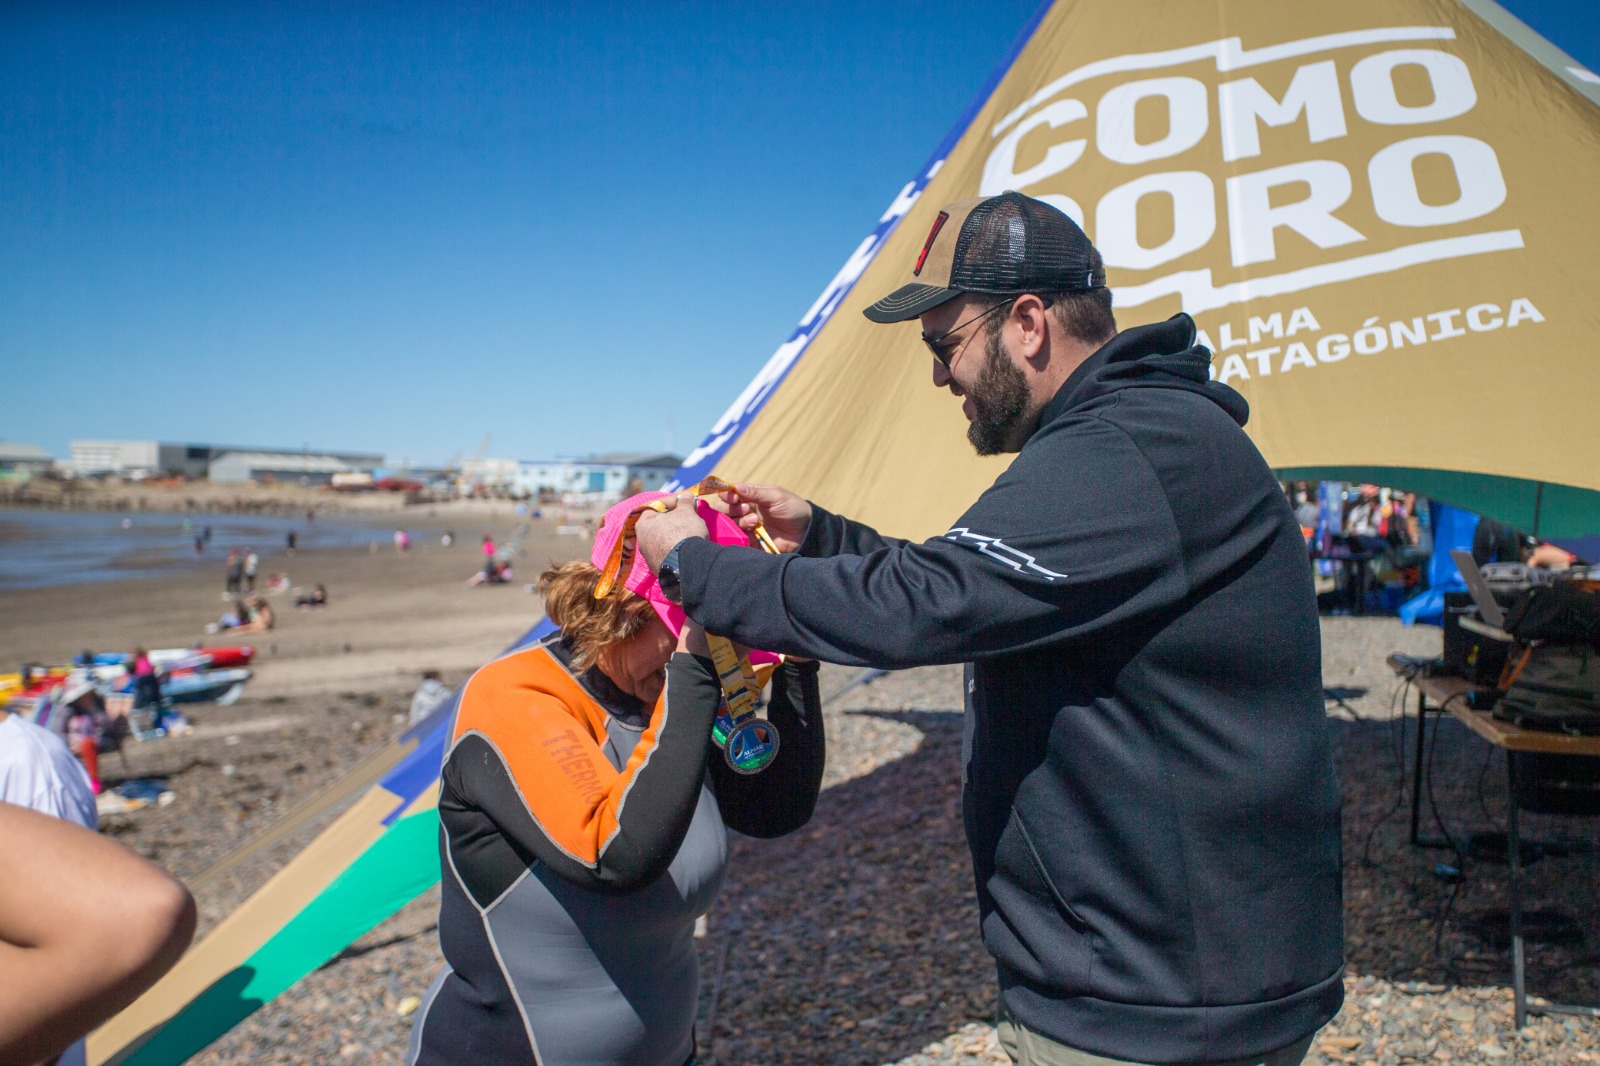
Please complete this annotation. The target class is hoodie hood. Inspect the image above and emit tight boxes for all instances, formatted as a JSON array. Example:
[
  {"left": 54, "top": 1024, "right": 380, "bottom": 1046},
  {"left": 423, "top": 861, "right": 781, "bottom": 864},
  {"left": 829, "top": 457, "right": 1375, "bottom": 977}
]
[{"left": 1039, "top": 312, "right": 1248, "bottom": 430}]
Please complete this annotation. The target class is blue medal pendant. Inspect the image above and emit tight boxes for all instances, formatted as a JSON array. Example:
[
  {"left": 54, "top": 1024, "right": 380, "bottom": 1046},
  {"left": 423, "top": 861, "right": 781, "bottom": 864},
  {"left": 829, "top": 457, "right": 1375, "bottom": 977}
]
[{"left": 723, "top": 717, "right": 780, "bottom": 775}]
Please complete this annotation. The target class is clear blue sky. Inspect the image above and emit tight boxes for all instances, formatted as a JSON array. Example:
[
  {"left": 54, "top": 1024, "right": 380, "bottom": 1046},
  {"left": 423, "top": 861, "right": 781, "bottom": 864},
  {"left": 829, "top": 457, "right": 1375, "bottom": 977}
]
[{"left": 3, "top": 1, "right": 1593, "bottom": 467}]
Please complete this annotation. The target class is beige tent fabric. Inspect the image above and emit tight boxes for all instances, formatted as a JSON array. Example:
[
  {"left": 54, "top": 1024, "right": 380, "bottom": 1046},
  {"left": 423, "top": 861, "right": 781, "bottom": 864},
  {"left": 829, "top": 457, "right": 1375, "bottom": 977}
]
[
  {"left": 716, "top": 0, "right": 1600, "bottom": 540},
  {"left": 87, "top": 787, "right": 399, "bottom": 1064}
]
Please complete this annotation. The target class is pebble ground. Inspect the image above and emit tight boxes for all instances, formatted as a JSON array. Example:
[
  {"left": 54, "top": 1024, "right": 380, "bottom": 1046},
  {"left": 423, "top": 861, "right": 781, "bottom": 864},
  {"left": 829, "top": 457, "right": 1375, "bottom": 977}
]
[{"left": 112, "top": 616, "right": 1597, "bottom": 1065}]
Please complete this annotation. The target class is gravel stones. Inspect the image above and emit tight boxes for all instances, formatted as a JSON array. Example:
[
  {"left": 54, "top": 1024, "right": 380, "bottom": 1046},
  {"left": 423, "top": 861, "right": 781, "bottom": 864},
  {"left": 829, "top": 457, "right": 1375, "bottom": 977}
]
[{"left": 139, "top": 619, "right": 1599, "bottom": 1065}]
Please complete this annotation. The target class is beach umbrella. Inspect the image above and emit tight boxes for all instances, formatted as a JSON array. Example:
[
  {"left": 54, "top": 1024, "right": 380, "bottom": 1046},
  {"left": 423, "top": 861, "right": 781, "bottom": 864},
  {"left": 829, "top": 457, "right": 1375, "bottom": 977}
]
[{"left": 91, "top": 1, "right": 1600, "bottom": 1061}]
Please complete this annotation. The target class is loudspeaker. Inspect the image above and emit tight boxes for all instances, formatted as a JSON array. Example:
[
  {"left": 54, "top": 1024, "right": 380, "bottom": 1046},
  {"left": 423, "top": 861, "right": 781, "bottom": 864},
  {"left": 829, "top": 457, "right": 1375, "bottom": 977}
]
[{"left": 1442, "top": 591, "right": 1510, "bottom": 685}]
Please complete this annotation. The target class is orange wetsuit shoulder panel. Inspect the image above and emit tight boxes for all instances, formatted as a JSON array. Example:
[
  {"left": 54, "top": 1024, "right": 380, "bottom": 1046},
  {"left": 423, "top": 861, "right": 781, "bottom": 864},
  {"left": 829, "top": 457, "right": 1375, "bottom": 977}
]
[{"left": 450, "top": 643, "right": 669, "bottom": 867}]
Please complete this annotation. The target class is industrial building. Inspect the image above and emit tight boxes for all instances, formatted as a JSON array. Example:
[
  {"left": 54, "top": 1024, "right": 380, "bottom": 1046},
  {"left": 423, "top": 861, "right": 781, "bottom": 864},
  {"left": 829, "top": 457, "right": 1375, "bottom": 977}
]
[
  {"left": 69, "top": 440, "right": 383, "bottom": 481},
  {"left": 208, "top": 451, "right": 370, "bottom": 486},
  {"left": 0, "top": 441, "right": 54, "bottom": 481},
  {"left": 514, "top": 452, "right": 681, "bottom": 498}
]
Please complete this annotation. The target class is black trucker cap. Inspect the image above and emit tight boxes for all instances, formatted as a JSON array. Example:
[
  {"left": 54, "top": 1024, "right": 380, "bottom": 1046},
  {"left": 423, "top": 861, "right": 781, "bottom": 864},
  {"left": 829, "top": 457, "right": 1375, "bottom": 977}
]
[{"left": 863, "top": 191, "right": 1105, "bottom": 324}]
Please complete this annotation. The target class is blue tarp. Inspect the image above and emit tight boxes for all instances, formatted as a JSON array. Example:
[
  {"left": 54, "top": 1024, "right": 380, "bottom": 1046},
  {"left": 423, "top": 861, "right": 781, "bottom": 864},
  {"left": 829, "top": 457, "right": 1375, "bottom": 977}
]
[{"left": 1398, "top": 501, "right": 1478, "bottom": 626}]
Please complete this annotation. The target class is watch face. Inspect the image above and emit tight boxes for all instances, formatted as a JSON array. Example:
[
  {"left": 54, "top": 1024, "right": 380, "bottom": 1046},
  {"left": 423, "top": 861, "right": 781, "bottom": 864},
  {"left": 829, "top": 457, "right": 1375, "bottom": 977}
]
[{"left": 658, "top": 554, "right": 682, "bottom": 602}]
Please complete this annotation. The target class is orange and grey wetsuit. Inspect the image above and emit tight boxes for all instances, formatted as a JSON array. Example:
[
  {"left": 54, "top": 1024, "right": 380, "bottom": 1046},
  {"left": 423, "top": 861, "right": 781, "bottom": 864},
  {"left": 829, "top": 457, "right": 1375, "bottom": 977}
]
[{"left": 407, "top": 631, "right": 822, "bottom": 1066}]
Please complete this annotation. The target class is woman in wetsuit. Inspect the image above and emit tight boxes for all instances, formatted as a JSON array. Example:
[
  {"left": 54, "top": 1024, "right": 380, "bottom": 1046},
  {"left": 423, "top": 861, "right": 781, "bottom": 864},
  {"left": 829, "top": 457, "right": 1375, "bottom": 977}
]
[{"left": 407, "top": 493, "right": 824, "bottom": 1066}]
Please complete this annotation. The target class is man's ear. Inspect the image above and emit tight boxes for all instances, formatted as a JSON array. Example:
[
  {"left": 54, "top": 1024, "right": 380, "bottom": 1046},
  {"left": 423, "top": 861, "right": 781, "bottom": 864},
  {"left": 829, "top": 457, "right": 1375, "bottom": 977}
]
[{"left": 1012, "top": 294, "right": 1050, "bottom": 362}]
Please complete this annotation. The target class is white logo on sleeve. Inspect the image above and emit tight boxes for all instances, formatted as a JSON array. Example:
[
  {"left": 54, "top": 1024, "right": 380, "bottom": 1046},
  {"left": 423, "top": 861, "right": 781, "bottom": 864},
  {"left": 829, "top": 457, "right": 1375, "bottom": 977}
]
[{"left": 945, "top": 528, "right": 1069, "bottom": 581}]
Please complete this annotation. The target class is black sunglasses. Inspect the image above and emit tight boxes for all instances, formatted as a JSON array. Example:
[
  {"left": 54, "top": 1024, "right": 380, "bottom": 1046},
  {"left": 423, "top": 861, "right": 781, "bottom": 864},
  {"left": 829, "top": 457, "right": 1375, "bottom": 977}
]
[{"left": 921, "top": 298, "right": 1017, "bottom": 369}]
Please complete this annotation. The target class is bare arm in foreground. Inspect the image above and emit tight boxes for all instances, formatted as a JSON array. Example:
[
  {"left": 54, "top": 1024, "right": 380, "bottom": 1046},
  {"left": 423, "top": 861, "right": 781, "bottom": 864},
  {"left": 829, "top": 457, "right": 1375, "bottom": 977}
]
[{"left": 0, "top": 801, "right": 197, "bottom": 1065}]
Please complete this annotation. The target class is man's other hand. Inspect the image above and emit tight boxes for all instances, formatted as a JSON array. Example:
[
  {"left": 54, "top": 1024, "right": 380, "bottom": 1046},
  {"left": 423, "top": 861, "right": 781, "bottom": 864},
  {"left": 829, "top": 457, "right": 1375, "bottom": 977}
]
[
  {"left": 722, "top": 483, "right": 812, "bottom": 553},
  {"left": 636, "top": 498, "right": 709, "bottom": 572}
]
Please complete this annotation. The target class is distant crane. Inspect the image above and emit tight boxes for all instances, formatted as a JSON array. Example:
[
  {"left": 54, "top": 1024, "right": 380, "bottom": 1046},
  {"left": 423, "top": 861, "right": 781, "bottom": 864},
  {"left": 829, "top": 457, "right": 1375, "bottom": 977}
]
[{"left": 458, "top": 433, "right": 492, "bottom": 496}]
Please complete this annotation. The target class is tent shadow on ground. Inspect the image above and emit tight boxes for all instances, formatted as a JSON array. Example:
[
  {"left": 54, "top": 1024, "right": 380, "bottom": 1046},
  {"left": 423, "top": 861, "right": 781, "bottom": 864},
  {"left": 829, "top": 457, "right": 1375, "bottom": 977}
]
[
  {"left": 693, "top": 709, "right": 1600, "bottom": 1065},
  {"left": 694, "top": 709, "right": 989, "bottom": 1065},
  {"left": 1332, "top": 715, "right": 1600, "bottom": 1005}
]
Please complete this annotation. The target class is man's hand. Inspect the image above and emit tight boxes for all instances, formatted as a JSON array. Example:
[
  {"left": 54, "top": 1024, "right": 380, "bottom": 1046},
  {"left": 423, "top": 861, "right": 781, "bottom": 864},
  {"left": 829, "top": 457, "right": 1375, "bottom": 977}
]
[
  {"left": 721, "top": 483, "right": 812, "bottom": 554},
  {"left": 636, "top": 498, "right": 709, "bottom": 573}
]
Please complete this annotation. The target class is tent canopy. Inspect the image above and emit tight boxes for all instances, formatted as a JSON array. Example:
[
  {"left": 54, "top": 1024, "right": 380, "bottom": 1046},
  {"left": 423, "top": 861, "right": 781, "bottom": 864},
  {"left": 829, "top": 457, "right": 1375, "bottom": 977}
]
[{"left": 677, "top": 0, "right": 1600, "bottom": 542}]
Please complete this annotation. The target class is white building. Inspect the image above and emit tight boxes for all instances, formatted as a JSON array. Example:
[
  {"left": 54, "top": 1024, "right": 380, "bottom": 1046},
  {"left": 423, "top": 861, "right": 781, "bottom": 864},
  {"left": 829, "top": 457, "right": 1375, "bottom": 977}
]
[
  {"left": 69, "top": 439, "right": 160, "bottom": 476},
  {"left": 463, "top": 457, "right": 522, "bottom": 494},
  {"left": 514, "top": 452, "right": 681, "bottom": 499}
]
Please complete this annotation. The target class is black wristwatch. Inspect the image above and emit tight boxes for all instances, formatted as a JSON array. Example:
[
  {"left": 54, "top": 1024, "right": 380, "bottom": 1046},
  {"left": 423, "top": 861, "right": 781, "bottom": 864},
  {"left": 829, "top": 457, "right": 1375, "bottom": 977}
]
[{"left": 657, "top": 540, "right": 686, "bottom": 604}]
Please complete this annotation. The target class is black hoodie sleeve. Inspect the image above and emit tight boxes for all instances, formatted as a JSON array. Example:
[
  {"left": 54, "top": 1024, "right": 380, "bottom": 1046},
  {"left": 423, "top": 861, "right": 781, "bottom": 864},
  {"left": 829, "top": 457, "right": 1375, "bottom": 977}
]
[
  {"left": 676, "top": 417, "right": 1189, "bottom": 668},
  {"left": 708, "top": 659, "right": 824, "bottom": 838},
  {"left": 798, "top": 504, "right": 908, "bottom": 558}
]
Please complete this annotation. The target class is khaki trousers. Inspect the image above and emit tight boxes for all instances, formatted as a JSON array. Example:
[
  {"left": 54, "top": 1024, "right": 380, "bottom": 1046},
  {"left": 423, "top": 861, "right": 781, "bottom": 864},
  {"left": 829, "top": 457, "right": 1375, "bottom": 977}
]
[{"left": 997, "top": 1005, "right": 1315, "bottom": 1066}]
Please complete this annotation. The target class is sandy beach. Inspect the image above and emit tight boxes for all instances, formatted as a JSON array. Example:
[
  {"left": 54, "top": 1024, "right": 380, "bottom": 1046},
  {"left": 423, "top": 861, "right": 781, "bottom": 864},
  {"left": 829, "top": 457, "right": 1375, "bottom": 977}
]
[{"left": 3, "top": 499, "right": 1598, "bottom": 1065}]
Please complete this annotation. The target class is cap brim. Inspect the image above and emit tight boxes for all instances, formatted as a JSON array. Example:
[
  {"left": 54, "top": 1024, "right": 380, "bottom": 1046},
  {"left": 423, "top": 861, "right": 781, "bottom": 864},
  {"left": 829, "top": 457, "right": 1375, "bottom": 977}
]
[{"left": 862, "top": 283, "right": 961, "bottom": 323}]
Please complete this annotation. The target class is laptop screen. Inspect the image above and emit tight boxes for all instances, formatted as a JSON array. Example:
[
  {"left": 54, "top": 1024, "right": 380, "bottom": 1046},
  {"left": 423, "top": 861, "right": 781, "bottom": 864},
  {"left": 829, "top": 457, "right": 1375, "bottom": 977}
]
[{"left": 1451, "top": 549, "right": 1507, "bottom": 628}]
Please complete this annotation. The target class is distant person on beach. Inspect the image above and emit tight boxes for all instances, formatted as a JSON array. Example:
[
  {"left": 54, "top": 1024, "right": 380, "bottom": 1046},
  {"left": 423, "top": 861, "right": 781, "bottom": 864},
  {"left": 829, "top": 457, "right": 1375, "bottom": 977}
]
[
  {"left": 286, "top": 530, "right": 297, "bottom": 556},
  {"left": 60, "top": 682, "right": 111, "bottom": 794},
  {"left": 54, "top": 682, "right": 128, "bottom": 797},
  {"left": 224, "top": 549, "right": 242, "bottom": 598},
  {"left": 210, "top": 596, "right": 274, "bottom": 634},
  {"left": 407, "top": 494, "right": 824, "bottom": 1066},
  {"left": 394, "top": 529, "right": 411, "bottom": 554},
  {"left": 0, "top": 801, "right": 195, "bottom": 1066},
  {"left": 130, "top": 647, "right": 162, "bottom": 712},
  {"left": 480, "top": 533, "right": 496, "bottom": 578},
  {"left": 238, "top": 596, "right": 274, "bottom": 633},
  {"left": 465, "top": 559, "right": 512, "bottom": 587},
  {"left": 441, "top": 530, "right": 454, "bottom": 547},
  {"left": 242, "top": 548, "right": 259, "bottom": 594},
  {"left": 295, "top": 584, "right": 328, "bottom": 609},
  {"left": 407, "top": 670, "right": 451, "bottom": 725},
  {"left": 208, "top": 601, "right": 247, "bottom": 632},
  {"left": 636, "top": 192, "right": 1341, "bottom": 1066}
]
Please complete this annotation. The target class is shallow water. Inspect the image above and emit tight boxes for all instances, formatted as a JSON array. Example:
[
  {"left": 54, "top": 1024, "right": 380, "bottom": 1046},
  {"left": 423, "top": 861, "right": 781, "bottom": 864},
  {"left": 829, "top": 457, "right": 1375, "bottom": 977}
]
[{"left": 0, "top": 508, "right": 387, "bottom": 590}]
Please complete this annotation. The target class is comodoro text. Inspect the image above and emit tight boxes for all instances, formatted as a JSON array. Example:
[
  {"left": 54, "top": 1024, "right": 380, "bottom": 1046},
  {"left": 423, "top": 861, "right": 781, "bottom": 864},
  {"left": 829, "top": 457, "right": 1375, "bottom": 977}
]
[{"left": 982, "top": 32, "right": 1514, "bottom": 311}]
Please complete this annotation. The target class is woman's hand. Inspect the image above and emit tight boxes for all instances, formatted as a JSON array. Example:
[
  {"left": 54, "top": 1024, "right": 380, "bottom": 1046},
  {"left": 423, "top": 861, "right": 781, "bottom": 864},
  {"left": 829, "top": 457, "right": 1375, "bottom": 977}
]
[
  {"left": 721, "top": 483, "right": 812, "bottom": 553},
  {"left": 677, "top": 619, "right": 711, "bottom": 659}
]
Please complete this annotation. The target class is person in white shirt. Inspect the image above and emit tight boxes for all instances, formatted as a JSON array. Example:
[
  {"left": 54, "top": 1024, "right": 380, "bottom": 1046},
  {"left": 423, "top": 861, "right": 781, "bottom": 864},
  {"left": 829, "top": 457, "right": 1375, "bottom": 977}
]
[
  {"left": 0, "top": 709, "right": 102, "bottom": 1065},
  {"left": 0, "top": 709, "right": 97, "bottom": 830}
]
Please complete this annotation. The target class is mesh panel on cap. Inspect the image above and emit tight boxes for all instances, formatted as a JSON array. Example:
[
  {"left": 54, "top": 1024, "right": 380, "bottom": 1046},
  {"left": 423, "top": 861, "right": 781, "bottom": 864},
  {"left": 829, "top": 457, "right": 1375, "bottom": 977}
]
[{"left": 949, "top": 192, "right": 1103, "bottom": 294}]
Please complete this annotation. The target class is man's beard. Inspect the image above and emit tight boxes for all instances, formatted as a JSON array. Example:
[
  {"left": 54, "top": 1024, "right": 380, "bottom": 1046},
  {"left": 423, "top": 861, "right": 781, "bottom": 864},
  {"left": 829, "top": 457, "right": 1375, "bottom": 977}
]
[{"left": 966, "top": 328, "right": 1035, "bottom": 456}]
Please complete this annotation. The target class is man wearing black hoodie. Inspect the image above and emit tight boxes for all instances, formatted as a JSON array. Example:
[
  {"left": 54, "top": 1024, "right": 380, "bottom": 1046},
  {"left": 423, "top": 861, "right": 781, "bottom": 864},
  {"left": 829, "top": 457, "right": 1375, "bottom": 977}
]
[{"left": 636, "top": 192, "right": 1343, "bottom": 1066}]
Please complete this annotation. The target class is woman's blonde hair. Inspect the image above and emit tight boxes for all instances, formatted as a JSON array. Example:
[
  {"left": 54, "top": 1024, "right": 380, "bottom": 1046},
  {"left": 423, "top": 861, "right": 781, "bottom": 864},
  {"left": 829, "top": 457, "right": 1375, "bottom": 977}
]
[{"left": 538, "top": 560, "right": 660, "bottom": 671}]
